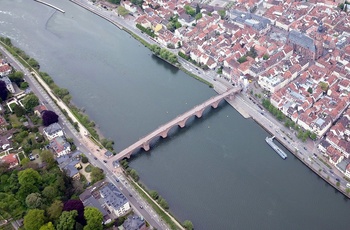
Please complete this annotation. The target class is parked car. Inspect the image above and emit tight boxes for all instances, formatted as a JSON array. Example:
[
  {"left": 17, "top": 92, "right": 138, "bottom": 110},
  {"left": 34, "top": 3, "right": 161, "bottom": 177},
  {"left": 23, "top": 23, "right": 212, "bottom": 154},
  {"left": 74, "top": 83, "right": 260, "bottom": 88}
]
[
  {"left": 103, "top": 160, "right": 107, "bottom": 163},
  {"left": 29, "top": 154, "right": 35, "bottom": 161}
]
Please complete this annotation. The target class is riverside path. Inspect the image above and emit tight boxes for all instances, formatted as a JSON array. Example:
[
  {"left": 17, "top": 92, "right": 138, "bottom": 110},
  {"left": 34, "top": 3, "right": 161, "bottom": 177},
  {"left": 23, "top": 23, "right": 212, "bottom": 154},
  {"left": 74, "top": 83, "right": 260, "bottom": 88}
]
[{"left": 115, "top": 87, "right": 241, "bottom": 160}]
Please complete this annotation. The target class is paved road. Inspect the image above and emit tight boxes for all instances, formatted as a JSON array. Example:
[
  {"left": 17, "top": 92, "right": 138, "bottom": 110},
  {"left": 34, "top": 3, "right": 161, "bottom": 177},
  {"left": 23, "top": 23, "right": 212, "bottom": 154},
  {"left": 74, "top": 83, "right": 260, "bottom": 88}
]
[{"left": 0, "top": 44, "right": 169, "bottom": 230}]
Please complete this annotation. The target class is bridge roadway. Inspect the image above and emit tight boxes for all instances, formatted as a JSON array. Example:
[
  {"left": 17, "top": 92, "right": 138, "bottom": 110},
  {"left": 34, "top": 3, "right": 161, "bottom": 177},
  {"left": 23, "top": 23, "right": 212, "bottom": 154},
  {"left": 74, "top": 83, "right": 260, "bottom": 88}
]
[{"left": 115, "top": 87, "right": 241, "bottom": 160}]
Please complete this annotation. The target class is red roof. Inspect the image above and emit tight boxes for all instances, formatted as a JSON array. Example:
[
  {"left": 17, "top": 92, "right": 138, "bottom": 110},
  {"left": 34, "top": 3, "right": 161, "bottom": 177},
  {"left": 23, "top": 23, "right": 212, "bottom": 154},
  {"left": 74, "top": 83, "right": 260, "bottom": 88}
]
[{"left": 1, "top": 154, "right": 19, "bottom": 166}]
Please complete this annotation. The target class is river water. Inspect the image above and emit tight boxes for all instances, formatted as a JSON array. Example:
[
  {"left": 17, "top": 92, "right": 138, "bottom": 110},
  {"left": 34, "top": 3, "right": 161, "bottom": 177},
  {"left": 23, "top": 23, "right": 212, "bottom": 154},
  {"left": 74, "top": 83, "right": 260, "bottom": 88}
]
[{"left": 1, "top": 0, "right": 349, "bottom": 229}]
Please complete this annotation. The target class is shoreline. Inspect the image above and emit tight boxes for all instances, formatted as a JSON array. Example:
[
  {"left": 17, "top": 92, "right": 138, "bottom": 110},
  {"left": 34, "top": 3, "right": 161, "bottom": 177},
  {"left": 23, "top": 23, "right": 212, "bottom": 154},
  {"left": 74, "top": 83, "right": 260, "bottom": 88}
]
[
  {"left": 69, "top": 0, "right": 123, "bottom": 29},
  {"left": 252, "top": 116, "right": 350, "bottom": 199},
  {"left": 67, "top": 0, "right": 350, "bottom": 199}
]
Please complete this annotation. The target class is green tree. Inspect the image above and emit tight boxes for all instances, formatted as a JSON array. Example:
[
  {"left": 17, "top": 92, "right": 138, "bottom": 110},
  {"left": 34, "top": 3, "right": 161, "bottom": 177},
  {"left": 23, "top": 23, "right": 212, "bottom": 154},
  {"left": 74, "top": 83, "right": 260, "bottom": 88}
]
[
  {"left": 319, "top": 81, "right": 328, "bottom": 91},
  {"left": 310, "top": 133, "right": 317, "bottom": 140},
  {"left": 81, "top": 154, "right": 89, "bottom": 164},
  {"left": 183, "top": 220, "right": 194, "bottom": 230},
  {"left": 237, "top": 56, "right": 247, "bottom": 63},
  {"left": 129, "top": 169, "right": 139, "bottom": 181},
  {"left": 157, "top": 196, "right": 169, "bottom": 209},
  {"left": 84, "top": 207, "right": 103, "bottom": 230},
  {"left": 130, "top": 0, "right": 143, "bottom": 6},
  {"left": 56, "top": 210, "right": 77, "bottom": 230},
  {"left": 149, "top": 190, "right": 158, "bottom": 200},
  {"left": 53, "top": 88, "right": 69, "bottom": 99},
  {"left": 42, "top": 186, "right": 57, "bottom": 203},
  {"left": 25, "top": 193, "right": 43, "bottom": 209},
  {"left": 9, "top": 71, "right": 24, "bottom": 86},
  {"left": 22, "top": 93, "right": 39, "bottom": 112},
  {"left": 13, "top": 104, "right": 26, "bottom": 117},
  {"left": 91, "top": 167, "right": 105, "bottom": 183},
  {"left": 184, "top": 5, "right": 196, "bottom": 17},
  {"left": 195, "top": 13, "right": 202, "bottom": 21},
  {"left": 0, "top": 193, "right": 26, "bottom": 219},
  {"left": 28, "top": 58, "right": 40, "bottom": 69},
  {"left": 263, "top": 54, "right": 269, "bottom": 60},
  {"left": 218, "top": 9, "right": 226, "bottom": 19},
  {"left": 23, "top": 209, "right": 46, "bottom": 230},
  {"left": 47, "top": 200, "right": 63, "bottom": 221},
  {"left": 40, "top": 222, "right": 56, "bottom": 230},
  {"left": 20, "top": 81, "right": 29, "bottom": 89},
  {"left": 41, "top": 150, "right": 56, "bottom": 169},
  {"left": 18, "top": 168, "right": 42, "bottom": 186},
  {"left": 17, "top": 183, "right": 39, "bottom": 201},
  {"left": 21, "top": 158, "right": 31, "bottom": 167},
  {"left": 307, "top": 87, "right": 313, "bottom": 94},
  {"left": 117, "top": 6, "right": 129, "bottom": 16}
]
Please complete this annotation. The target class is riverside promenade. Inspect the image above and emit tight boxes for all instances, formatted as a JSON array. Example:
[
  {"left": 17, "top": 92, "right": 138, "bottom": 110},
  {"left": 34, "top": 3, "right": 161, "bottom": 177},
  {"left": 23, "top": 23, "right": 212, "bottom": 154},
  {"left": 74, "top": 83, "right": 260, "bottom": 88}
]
[{"left": 68, "top": 0, "right": 350, "bottom": 198}]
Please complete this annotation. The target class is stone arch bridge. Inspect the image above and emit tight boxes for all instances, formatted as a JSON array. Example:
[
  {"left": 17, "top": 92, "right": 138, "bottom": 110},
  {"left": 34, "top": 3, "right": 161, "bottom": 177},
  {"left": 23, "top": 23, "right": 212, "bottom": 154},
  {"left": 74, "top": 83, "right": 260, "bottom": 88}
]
[{"left": 115, "top": 87, "right": 241, "bottom": 160}]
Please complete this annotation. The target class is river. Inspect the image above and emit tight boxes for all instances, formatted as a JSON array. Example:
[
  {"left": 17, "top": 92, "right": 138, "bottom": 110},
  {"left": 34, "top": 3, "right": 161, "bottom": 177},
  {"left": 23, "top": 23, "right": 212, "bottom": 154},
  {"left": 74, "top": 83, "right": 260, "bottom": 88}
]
[{"left": 1, "top": 0, "right": 349, "bottom": 229}]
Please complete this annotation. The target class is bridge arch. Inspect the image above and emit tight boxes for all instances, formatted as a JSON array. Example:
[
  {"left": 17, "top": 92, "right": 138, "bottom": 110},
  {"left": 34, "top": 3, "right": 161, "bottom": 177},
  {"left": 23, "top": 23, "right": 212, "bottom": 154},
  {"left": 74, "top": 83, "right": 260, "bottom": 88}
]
[{"left": 115, "top": 87, "right": 241, "bottom": 160}]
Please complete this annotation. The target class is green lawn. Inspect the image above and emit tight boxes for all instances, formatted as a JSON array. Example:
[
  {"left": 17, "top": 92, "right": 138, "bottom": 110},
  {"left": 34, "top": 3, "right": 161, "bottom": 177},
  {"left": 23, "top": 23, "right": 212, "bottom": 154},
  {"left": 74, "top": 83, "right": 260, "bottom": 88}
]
[
  {"left": 85, "top": 164, "right": 92, "bottom": 173},
  {"left": 9, "top": 114, "right": 21, "bottom": 128},
  {"left": 18, "top": 152, "right": 25, "bottom": 161}
]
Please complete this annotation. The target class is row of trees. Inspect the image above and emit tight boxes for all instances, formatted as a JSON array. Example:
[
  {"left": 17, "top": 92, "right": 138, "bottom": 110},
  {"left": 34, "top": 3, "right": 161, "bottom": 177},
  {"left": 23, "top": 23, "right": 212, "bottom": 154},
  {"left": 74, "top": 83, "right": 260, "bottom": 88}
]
[
  {"left": 0, "top": 37, "right": 39, "bottom": 70},
  {"left": 23, "top": 202, "right": 103, "bottom": 230},
  {"left": 0, "top": 37, "right": 79, "bottom": 132},
  {"left": 149, "top": 44, "right": 178, "bottom": 64},
  {"left": 136, "top": 24, "right": 155, "bottom": 38},
  {"left": 261, "top": 99, "right": 317, "bottom": 141},
  {"left": 120, "top": 159, "right": 194, "bottom": 229}
]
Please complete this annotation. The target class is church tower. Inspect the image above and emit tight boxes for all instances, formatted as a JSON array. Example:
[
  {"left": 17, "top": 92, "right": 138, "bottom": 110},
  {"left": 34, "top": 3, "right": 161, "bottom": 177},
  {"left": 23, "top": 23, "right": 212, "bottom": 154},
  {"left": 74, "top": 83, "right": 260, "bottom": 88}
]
[{"left": 314, "top": 21, "right": 324, "bottom": 60}]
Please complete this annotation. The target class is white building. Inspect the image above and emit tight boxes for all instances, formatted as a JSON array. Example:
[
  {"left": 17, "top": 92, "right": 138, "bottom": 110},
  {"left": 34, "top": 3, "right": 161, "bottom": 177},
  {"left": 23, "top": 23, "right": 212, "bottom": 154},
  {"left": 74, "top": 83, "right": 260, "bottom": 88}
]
[
  {"left": 100, "top": 183, "right": 131, "bottom": 217},
  {"left": 43, "top": 123, "right": 64, "bottom": 140}
]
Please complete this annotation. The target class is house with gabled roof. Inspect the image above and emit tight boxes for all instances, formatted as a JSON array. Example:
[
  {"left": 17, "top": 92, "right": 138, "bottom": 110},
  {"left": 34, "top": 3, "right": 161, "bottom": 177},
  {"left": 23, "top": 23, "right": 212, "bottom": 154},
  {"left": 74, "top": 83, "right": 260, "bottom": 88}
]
[{"left": 1, "top": 153, "right": 19, "bottom": 169}]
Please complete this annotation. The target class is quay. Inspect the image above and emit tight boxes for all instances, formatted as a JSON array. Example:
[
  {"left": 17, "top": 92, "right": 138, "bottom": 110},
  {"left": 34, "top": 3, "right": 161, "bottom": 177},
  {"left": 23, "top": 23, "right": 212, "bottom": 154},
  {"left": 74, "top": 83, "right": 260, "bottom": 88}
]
[
  {"left": 266, "top": 136, "right": 288, "bottom": 160},
  {"left": 69, "top": 0, "right": 123, "bottom": 29},
  {"left": 34, "top": 0, "right": 65, "bottom": 13}
]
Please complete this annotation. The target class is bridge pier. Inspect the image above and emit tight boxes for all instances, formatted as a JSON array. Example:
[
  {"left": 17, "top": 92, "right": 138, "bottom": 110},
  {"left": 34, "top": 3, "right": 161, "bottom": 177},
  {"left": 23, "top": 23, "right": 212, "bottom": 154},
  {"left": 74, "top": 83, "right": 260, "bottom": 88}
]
[
  {"left": 160, "top": 128, "right": 171, "bottom": 138},
  {"left": 115, "top": 87, "right": 242, "bottom": 161},
  {"left": 227, "top": 94, "right": 234, "bottom": 100},
  {"left": 211, "top": 99, "right": 221, "bottom": 109},
  {"left": 178, "top": 118, "right": 188, "bottom": 128},
  {"left": 195, "top": 108, "right": 205, "bottom": 118},
  {"left": 142, "top": 141, "right": 150, "bottom": 151}
]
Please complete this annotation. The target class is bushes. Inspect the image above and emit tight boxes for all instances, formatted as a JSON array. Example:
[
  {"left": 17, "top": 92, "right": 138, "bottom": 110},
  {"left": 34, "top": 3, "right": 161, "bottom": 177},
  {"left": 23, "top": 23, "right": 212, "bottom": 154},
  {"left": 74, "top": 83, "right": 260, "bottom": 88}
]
[{"left": 136, "top": 24, "right": 155, "bottom": 38}]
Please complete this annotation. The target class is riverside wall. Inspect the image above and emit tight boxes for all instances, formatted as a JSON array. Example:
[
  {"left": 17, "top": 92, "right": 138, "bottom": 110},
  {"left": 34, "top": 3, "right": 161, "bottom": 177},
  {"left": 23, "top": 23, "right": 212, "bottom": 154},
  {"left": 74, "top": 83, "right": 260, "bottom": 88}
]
[
  {"left": 69, "top": 0, "right": 350, "bottom": 200},
  {"left": 69, "top": 0, "right": 123, "bottom": 29},
  {"left": 252, "top": 116, "right": 350, "bottom": 199}
]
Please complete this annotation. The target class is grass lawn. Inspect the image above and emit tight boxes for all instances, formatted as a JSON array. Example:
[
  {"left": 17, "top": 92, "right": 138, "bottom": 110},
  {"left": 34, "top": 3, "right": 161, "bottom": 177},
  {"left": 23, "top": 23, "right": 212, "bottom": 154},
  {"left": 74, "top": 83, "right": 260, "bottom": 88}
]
[
  {"left": 18, "top": 152, "right": 25, "bottom": 161},
  {"left": 85, "top": 164, "right": 92, "bottom": 173},
  {"left": 9, "top": 114, "right": 22, "bottom": 128}
]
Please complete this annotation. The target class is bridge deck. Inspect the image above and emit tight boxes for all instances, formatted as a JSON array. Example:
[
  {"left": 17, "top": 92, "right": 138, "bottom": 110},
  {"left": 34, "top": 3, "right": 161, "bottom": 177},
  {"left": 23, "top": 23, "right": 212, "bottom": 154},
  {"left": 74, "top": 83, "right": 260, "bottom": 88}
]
[{"left": 115, "top": 87, "right": 241, "bottom": 160}]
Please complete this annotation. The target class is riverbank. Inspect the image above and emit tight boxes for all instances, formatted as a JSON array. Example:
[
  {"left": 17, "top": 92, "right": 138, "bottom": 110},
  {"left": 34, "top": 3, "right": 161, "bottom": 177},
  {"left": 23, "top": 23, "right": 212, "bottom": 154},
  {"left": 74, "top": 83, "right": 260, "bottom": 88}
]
[
  {"left": 69, "top": 0, "right": 123, "bottom": 29},
  {"left": 251, "top": 110, "right": 350, "bottom": 199},
  {"left": 67, "top": 0, "right": 350, "bottom": 199}
]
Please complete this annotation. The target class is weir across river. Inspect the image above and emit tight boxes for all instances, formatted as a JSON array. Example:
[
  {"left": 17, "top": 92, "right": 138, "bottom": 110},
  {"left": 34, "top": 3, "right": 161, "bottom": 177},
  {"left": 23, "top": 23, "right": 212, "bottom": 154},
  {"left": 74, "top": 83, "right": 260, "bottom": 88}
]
[{"left": 114, "top": 87, "right": 241, "bottom": 160}]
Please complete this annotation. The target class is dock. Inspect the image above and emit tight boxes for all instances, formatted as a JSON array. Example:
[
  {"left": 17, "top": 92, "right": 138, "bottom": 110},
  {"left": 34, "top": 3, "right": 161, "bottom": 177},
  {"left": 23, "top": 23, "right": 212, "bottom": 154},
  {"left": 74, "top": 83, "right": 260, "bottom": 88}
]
[
  {"left": 266, "top": 136, "right": 287, "bottom": 159},
  {"left": 34, "top": 0, "right": 65, "bottom": 13}
]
